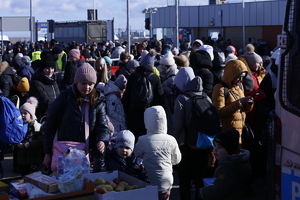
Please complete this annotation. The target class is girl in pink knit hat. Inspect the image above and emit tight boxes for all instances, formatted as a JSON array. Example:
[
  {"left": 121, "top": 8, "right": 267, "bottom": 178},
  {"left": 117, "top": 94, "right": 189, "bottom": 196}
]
[
  {"left": 42, "top": 62, "right": 111, "bottom": 173},
  {"left": 16, "top": 97, "right": 43, "bottom": 176}
]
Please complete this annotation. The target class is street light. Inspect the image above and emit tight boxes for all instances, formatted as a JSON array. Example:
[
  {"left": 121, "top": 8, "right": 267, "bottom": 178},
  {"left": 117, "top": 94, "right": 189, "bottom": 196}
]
[
  {"left": 142, "top": 8, "right": 157, "bottom": 39},
  {"left": 127, "top": 0, "right": 130, "bottom": 54}
]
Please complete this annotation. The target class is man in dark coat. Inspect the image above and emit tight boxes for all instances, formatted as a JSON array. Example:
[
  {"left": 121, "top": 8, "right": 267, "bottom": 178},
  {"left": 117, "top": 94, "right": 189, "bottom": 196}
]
[
  {"left": 122, "top": 52, "right": 164, "bottom": 138},
  {"left": 2, "top": 46, "right": 14, "bottom": 66}
]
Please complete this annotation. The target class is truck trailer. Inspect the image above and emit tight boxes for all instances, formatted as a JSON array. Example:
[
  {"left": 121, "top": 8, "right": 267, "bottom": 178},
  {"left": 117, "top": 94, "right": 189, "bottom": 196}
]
[{"left": 53, "top": 20, "right": 114, "bottom": 44}]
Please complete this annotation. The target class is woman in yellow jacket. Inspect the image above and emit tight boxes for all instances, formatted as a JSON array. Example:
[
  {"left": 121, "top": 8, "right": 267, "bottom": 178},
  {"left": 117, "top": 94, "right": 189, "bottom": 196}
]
[{"left": 212, "top": 60, "right": 253, "bottom": 144}]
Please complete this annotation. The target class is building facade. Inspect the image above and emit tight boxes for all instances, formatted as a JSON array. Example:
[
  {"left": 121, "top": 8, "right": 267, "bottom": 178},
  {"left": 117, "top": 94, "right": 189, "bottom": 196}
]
[{"left": 148, "top": 0, "right": 286, "bottom": 52}]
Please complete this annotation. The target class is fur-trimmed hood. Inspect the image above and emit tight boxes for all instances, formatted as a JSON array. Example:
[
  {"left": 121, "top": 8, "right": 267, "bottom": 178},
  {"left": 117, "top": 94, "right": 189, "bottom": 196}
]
[{"left": 0, "top": 61, "right": 10, "bottom": 75}]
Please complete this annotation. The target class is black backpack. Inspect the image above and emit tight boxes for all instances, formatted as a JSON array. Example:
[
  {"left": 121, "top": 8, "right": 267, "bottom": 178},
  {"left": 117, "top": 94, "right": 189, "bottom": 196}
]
[
  {"left": 130, "top": 72, "right": 154, "bottom": 109},
  {"left": 212, "top": 49, "right": 226, "bottom": 70},
  {"left": 184, "top": 91, "right": 221, "bottom": 147}
]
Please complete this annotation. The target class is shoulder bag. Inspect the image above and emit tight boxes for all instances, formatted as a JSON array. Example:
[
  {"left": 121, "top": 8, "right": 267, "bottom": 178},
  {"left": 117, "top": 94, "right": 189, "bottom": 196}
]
[{"left": 51, "top": 101, "right": 90, "bottom": 172}]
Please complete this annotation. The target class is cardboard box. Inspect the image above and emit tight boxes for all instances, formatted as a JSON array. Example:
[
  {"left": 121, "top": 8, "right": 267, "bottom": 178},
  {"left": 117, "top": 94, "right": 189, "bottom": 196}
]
[
  {"left": 0, "top": 181, "right": 10, "bottom": 193},
  {"left": 0, "top": 193, "right": 9, "bottom": 200},
  {"left": 24, "top": 172, "right": 59, "bottom": 193},
  {"left": 0, "top": 176, "right": 23, "bottom": 200},
  {"left": 84, "top": 171, "right": 158, "bottom": 200},
  {"left": 31, "top": 181, "right": 94, "bottom": 200},
  {"left": 10, "top": 179, "right": 28, "bottom": 199}
]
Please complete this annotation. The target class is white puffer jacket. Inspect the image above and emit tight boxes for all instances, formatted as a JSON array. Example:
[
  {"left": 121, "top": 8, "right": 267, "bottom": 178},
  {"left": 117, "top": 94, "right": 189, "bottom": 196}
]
[{"left": 135, "top": 106, "right": 181, "bottom": 193}]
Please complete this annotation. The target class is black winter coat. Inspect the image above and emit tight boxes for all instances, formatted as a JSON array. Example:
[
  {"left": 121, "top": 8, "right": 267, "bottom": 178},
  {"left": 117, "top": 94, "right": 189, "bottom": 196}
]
[
  {"left": 195, "top": 68, "right": 214, "bottom": 97},
  {"left": 29, "top": 70, "right": 60, "bottom": 121},
  {"left": 122, "top": 65, "right": 164, "bottom": 138},
  {"left": 0, "top": 62, "right": 16, "bottom": 97},
  {"left": 106, "top": 147, "right": 148, "bottom": 182},
  {"left": 42, "top": 84, "right": 111, "bottom": 156}
]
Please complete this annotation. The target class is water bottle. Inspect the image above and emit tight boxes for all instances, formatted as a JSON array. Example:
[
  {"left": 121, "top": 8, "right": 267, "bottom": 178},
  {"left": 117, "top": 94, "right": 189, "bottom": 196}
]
[
  {"left": 64, "top": 158, "right": 72, "bottom": 174},
  {"left": 56, "top": 156, "right": 64, "bottom": 175},
  {"left": 81, "top": 157, "right": 90, "bottom": 174}
]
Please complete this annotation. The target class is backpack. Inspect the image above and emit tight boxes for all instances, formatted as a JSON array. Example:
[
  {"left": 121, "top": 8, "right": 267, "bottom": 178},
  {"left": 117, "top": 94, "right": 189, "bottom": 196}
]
[
  {"left": 0, "top": 95, "right": 27, "bottom": 144},
  {"left": 168, "top": 85, "right": 182, "bottom": 114},
  {"left": 184, "top": 91, "right": 221, "bottom": 149},
  {"left": 212, "top": 49, "right": 226, "bottom": 70},
  {"left": 130, "top": 72, "right": 154, "bottom": 109}
]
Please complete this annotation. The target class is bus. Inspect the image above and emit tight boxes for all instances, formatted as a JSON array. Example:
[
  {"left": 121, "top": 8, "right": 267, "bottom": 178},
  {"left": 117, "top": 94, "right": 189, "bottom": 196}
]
[
  {"left": 0, "top": 35, "right": 10, "bottom": 46},
  {"left": 266, "top": 0, "right": 300, "bottom": 199}
]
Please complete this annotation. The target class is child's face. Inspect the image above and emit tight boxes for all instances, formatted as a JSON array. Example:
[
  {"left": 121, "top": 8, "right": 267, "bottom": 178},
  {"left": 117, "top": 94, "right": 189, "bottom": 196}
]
[
  {"left": 116, "top": 146, "right": 132, "bottom": 159},
  {"left": 213, "top": 143, "right": 229, "bottom": 160},
  {"left": 20, "top": 109, "right": 32, "bottom": 123},
  {"left": 76, "top": 81, "right": 95, "bottom": 97}
]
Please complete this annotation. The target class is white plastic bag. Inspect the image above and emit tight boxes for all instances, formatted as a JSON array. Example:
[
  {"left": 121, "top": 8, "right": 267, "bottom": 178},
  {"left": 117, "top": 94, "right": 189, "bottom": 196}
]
[{"left": 65, "top": 148, "right": 86, "bottom": 168}]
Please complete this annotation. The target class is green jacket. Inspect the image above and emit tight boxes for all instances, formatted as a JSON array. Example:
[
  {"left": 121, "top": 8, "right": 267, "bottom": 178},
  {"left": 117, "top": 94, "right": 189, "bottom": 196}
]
[
  {"left": 200, "top": 149, "right": 252, "bottom": 200},
  {"left": 56, "top": 51, "right": 67, "bottom": 71}
]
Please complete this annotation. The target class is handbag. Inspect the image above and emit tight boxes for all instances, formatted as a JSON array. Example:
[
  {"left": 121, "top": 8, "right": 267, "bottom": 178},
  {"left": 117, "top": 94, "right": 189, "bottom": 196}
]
[
  {"left": 51, "top": 134, "right": 86, "bottom": 172},
  {"left": 242, "top": 123, "right": 255, "bottom": 145},
  {"left": 196, "top": 132, "right": 216, "bottom": 150},
  {"left": 51, "top": 101, "right": 90, "bottom": 172}
]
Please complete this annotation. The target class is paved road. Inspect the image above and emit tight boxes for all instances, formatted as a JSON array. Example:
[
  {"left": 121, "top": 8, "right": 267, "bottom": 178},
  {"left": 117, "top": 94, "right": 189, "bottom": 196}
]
[{"left": 1, "top": 152, "right": 266, "bottom": 200}]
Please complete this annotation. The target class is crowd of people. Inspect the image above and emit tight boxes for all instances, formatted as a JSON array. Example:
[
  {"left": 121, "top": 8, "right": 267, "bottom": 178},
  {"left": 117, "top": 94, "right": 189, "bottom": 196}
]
[{"left": 0, "top": 35, "right": 280, "bottom": 199}]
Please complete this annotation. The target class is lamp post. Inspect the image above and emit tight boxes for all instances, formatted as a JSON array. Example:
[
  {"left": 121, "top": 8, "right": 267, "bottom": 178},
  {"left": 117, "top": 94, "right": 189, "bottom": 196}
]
[
  {"left": 142, "top": 8, "right": 157, "bottom": 39},
  {"left": 127, "top": 0, "right": 130, "bottom": 54},
  {"left": 30, "top": 0, "right": 33, "bottom": 43},
  {"left": 175, "top": 0, "right": 179, "bottom": 48},
  {"left": 242, "top": 0, "right": 245, "bottom": 50},
  {"left": 93, "top": 0, "right": 96, "bottom": 20}
]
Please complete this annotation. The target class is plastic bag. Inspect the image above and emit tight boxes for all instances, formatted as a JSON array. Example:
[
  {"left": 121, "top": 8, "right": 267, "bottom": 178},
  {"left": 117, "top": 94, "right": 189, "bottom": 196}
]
[
  {"left": 26, "top": 183, "right": 56, "bottom": 199},
  {"left": 58, "top": 165, "right": 84, "bottom": 193},
  {"left": 65, "top": 148, "right": 86, "bottom": 168}
]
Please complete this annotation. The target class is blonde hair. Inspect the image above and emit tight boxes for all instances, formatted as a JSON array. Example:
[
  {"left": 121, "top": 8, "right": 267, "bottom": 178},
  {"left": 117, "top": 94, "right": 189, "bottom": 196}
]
[{"left": 95, "top": 57, "right": 109, "bottom": 84}]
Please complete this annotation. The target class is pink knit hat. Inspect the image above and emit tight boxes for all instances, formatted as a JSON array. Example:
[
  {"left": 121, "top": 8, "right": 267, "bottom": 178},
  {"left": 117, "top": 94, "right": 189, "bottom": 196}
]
[
  {"left": 68, "top": 49, "right": 80, "bottom": 60},
  {"left": 20, "top": 97, "right": 38, "bottom": 120},
  {"left": 74, "top": 63, "right": 97, "bottom": 84}
]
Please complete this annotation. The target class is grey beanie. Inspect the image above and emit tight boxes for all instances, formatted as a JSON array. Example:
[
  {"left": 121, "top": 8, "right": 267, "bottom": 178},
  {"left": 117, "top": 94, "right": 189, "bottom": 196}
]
[
  {"left": 21, "top": 56, "right": 31, "bottom": 64},
  {"left": 126, "top": 59, "right": 140, "bottom": 70},
  {"left": 244, "top": 52, "right": 262, "bottom": 66},
  {"left": 140, "top": 53, "right": 155, "bottom": 67},
  {"left": 114, "top": 74, "right": 128, "bottom": 91},
  {"left": 115, "top": 130, "right": 135, "bottom": 151}
]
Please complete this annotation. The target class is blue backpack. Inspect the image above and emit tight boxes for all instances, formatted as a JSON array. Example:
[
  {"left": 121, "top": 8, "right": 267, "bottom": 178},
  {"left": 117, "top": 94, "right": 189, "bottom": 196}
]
[{"left": 0, "top": 95, "right": 27, "bottom": 144}]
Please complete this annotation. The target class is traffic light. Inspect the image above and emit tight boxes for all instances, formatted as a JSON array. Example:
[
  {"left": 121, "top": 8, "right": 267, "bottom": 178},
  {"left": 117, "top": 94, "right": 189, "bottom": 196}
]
[
  {"left": 48, "top": 20, "right": 55, "bottom": 33},
  {"left": 145, "top": 18, "right": 150, "bottom": 30}
]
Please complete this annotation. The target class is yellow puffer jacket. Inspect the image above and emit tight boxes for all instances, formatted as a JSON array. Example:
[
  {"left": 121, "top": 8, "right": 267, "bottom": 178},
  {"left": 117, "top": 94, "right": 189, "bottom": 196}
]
[{"left": 212, "top": 60, "right": 253, "bottom": 144}]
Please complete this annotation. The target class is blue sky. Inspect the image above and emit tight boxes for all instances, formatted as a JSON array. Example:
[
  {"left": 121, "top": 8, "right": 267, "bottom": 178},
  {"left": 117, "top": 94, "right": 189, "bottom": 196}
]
[{"left": 0, "top": 0, "right": 262, "bottom": 37}]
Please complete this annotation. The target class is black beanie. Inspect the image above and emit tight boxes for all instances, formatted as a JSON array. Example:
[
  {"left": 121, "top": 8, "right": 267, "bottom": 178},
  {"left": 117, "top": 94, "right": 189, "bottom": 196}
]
[
  {"left": 39, "top": 54, "right": 57, "bottom": 71},
  {"left": 214, "top": 129, "right": 240, "bottom": 155},
  {"left": 51, "top": 46, "right": 63, "bottom": 55},
  {"left": 189, "top": 50, "right": 213, "bottom": 70}
]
